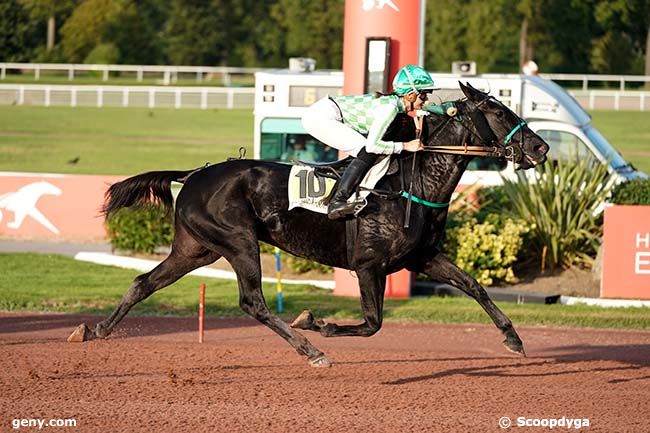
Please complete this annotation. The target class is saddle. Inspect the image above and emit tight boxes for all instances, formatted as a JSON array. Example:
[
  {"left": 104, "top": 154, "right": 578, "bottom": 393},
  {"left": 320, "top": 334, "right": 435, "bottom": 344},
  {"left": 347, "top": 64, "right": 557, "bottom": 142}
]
[{"left": 299, "top": 155, "right": 400, "bottom": 180}]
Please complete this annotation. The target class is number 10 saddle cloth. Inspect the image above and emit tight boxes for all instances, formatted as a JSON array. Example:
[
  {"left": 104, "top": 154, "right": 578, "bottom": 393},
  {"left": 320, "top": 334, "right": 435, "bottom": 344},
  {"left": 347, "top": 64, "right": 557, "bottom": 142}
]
[{"left": 287, "top": 156, "right": 391, "bottom": 215}]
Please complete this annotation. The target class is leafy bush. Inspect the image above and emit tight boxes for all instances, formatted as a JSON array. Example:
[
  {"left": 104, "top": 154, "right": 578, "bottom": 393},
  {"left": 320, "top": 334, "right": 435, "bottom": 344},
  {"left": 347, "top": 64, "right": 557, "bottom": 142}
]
[
  {"left": 610, "top": 178, "right": 650, "bottom": 205},
  {"left": 445, "top": 214, "right": 530, "bottom": 286},
  {"left": 501, "top": 157, "right": 613, "bottom": 269},
  {"left": 105, "top": 205, "right": 173, "bottom": 254},
  {"left": 84, "top": 43, "right": 120, "bottom": 64}
]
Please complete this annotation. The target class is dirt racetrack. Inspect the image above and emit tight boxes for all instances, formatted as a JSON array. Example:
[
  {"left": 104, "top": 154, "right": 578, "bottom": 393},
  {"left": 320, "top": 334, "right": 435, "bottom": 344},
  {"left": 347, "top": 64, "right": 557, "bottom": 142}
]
[{"left": 1, "top": 313, "right": 649, "bottom": 432}]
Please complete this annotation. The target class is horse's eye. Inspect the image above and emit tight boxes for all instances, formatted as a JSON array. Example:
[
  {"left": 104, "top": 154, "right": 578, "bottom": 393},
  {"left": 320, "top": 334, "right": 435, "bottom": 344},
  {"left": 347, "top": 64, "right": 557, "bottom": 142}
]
[{"left": 496, "top": 111, "right": 504, "bottom": 118}]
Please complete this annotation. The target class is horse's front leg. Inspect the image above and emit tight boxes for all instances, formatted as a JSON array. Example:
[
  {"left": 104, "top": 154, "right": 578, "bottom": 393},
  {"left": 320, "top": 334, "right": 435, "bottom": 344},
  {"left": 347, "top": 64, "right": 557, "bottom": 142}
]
[
  {"left": 412, "top": 252, "right": 525, "bottom": 356},
  {"left": 291, "top": 265, "right": 386, "bottom": 337}
]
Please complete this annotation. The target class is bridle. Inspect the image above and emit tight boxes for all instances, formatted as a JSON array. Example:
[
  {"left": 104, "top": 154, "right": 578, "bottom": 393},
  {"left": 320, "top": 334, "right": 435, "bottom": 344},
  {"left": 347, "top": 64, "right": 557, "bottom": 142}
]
[{"left": 419, "top": 97, "right": 527, "bottom": 164}]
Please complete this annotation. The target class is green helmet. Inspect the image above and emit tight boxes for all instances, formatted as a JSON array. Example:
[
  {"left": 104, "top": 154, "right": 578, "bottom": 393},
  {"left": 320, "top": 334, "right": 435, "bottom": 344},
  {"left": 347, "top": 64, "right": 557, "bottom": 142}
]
[{"left": 392, "top": 64, "right": 436, "bottom": 96}]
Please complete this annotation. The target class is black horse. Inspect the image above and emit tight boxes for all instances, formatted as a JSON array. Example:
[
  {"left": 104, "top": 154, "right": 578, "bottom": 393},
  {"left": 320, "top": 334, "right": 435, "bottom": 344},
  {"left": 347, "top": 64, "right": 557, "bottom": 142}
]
[{"left": 71, "top": 83, "right": 549, "bottom": 367}]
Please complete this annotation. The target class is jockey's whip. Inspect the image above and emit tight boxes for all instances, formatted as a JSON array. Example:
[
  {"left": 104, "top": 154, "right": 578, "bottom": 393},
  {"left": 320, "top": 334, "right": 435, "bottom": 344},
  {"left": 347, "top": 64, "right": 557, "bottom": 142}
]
[{"left": 404, "top": 115, "right": 423, "bottom": 229}]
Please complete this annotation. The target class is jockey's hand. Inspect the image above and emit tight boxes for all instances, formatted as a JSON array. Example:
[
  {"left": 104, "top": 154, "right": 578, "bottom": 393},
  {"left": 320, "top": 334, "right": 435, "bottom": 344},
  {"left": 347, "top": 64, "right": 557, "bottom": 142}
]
[{"left": 403, "top": 139, "right": 423, "bottom": 152}]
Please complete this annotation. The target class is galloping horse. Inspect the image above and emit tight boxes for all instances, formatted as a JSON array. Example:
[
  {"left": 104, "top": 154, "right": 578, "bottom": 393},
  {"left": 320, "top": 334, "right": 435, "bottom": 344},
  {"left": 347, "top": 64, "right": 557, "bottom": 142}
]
[{"left": 71, "top": 83, "right": 549, "bottom": 367}]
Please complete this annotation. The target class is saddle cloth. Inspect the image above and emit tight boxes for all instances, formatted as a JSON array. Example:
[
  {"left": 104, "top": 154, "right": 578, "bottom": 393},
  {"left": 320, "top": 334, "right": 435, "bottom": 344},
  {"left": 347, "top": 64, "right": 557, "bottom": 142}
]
[{"left": 288, "top": 156, "right": 391, "bottom": 214}]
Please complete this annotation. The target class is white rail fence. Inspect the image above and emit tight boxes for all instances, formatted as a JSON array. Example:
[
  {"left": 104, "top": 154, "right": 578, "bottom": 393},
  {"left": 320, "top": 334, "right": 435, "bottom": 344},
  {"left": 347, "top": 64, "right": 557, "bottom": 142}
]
[
  {"left": 2, "top": 63, "right": 649, "bottom": 91},
  {"left": 541, "top": 73, "right": 650, "bottom": 92},
  {"left": 0, "top": 84, "right": 254, "bottom": 109},
  {"left": 1, "top": 84, "right": 648, "bottom": 111},
  {"left": 0, "top": 62, "right": 263, "bottom": 86},
  {"left": 569, "top": 90, "right": 649, "bottom": 111}
]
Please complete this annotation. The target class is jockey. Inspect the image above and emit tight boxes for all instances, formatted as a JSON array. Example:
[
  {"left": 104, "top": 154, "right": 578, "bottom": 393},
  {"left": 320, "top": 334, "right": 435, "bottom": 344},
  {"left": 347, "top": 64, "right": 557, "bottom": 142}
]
[{"left": 302, "top": 64, "right": 436, "bottom": 219}]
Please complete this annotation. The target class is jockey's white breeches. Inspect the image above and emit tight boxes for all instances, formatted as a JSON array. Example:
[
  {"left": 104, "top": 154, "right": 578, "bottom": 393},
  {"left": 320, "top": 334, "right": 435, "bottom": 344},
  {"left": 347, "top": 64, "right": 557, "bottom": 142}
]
[{"left": 301, "top": 97, "right": 366, "bottom": 157}]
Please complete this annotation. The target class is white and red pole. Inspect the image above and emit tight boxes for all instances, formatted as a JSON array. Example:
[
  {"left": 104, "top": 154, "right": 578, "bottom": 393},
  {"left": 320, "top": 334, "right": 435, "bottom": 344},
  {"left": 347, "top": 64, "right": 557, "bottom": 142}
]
[{"left": 198, "top": 283, "right": 205, "bottom": 343}]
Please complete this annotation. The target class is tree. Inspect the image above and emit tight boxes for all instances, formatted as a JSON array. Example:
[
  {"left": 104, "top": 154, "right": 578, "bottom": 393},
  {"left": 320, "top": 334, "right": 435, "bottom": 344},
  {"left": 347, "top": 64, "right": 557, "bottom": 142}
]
[
  {"left": 165, "top": 0, "right": 235, "bottom": 66},
  {"left": 425, "top": 0, "right": 467, "bottom": 72},
  {"left": 60, "top": 0, "right": 164, "bottom": 64},
  {"left": 268, "top": 0, "right": 344, "bottom": 69},
  {"left": 519, "top": 0, "right": 595, "bottom": 73},
  {"left": 591, "top": 0, "right": 649, "bottom": 74},
  {"left": 19, "top": 0, "right": 77, "bottom": 53},
  {"left": 0, "top": 0, "right": 39, "bottom": 62}
]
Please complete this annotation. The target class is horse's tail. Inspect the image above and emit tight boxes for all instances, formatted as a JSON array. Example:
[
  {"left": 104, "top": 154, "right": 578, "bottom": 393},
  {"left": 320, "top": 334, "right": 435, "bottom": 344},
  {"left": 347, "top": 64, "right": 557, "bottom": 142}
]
[{"left": 101, "top": 168, "right": 197, "bottom": 217}]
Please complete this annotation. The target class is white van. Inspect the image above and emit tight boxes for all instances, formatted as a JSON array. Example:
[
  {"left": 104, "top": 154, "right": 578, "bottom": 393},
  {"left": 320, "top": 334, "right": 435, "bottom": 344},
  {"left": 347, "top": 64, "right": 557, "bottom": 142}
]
[{"left": 253, "top": 70, "right": 647, "bottom": 184}]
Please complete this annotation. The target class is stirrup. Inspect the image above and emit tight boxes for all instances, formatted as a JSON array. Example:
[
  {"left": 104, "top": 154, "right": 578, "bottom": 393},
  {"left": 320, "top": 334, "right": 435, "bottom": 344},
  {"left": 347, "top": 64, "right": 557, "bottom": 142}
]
[{"left": 327, "top": 197, "right": 367, "bottom": 219}]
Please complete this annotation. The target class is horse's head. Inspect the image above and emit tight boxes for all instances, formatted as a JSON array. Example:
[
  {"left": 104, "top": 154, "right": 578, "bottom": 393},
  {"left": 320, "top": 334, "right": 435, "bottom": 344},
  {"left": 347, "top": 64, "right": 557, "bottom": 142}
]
[{"left": 458, "top": 82, "right": 549, "bottom": 169}]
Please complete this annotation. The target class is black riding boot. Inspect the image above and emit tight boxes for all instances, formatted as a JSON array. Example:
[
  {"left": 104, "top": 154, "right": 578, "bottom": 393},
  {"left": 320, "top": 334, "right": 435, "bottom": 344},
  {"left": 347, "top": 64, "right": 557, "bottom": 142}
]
[{"left": 327, "top": 157, "right": 372, "bottom": 220}]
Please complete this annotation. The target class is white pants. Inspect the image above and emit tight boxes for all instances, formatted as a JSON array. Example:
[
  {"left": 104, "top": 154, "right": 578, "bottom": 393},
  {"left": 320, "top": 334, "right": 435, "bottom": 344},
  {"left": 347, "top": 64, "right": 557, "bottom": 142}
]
[{"left": 301, "top": 97, "right": 367, "bottom": 157}]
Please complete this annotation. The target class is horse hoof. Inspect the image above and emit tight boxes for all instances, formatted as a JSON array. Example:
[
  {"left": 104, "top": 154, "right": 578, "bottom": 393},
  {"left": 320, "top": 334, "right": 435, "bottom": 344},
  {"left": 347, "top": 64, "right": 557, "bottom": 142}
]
[
  {"left": 503, "top": 337, "right": 526, "bottom": 357},
  {"left": 67, "top": 324, "right": 94, "bottom": 343},
  {"left": 309, "top": 355, "right": 332, "bottom": 368},
  {"left": 291, "top": 310, "right": 314, "bottom": 330}
]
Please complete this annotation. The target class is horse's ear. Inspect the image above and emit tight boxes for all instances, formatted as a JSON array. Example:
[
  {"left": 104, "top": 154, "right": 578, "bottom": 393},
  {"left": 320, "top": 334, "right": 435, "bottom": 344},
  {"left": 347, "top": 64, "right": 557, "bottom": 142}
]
[
  {"left": 459, "top": 81, "right": 480, "bottom": 102},
  {"left": 460, "top": 81, "right": 489, "bottom": 103}
]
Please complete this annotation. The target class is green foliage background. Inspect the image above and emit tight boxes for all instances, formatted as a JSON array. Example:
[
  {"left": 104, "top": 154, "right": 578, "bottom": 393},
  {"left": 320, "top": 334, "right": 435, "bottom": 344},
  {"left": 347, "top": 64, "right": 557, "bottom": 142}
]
[{"left": 1, "top": 0, "right": 647, "bottom": 74}]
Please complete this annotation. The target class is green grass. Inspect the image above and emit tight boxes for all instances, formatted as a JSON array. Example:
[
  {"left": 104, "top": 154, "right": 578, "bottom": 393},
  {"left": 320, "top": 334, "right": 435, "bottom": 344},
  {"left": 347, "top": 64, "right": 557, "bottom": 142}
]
[
  {"left": 590, "top": 111, "right": 650, "bottom": 174},
  {"left": 0, "top": 106, "right": 252, "bottom": 175},
  {"left": 0, "top": 106, "right": 647, "bottom": 175},
  {"left": 2, "top": 253, "right": 650, "bottom": 329}
]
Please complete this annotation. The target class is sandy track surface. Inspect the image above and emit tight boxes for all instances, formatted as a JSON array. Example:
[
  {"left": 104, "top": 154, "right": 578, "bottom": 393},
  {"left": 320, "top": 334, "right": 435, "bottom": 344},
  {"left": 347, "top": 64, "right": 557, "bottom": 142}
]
[{"left": 1, "top": 313, "right": 649, "bottom": 432}]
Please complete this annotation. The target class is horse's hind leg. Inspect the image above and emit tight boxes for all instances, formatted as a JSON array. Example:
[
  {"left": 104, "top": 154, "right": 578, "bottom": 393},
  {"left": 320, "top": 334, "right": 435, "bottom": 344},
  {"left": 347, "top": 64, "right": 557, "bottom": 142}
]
[
  {"left": 69, "top": 225, "right": 220, "bottom": 341},
  {"left": 224, "top": 238, "right": 330, "bottom": 367},
  {"left": 291, "top": 266, "right": 387, "bottom": 337},
  {"left": 413, "top": 253, "right": 525, "bottom": 356}
]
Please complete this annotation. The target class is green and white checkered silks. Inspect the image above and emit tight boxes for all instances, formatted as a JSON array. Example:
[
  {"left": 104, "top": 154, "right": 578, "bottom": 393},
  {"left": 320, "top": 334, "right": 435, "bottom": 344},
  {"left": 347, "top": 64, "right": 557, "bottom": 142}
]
[{"left": 332, "top": 94, "right": 405, "bottom": 153}]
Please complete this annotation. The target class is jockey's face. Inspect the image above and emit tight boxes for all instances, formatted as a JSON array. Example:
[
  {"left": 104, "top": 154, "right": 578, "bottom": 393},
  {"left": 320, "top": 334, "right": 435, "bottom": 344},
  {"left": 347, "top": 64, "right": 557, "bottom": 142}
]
[{"left": 403, "top": 90, "right": 428, "bottom": 110}]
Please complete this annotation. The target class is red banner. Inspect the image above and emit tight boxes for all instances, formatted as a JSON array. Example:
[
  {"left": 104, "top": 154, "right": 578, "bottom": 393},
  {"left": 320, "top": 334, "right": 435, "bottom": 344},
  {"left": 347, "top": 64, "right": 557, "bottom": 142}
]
[
  {"left": 602, "top": 205, "right": 650, "bottom": 299},
  {"left": 0, "top": 172, "right": 123, "bottom": 240}
]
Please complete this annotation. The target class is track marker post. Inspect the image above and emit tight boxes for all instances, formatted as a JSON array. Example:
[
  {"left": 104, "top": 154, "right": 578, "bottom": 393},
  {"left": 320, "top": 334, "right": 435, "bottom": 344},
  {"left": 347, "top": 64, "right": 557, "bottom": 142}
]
[
  {"left": 274, "top": 247, "right": 283, "bottom": 313},
  {"left": 198, "top": 283, "right": 206, "bottom": 343}
]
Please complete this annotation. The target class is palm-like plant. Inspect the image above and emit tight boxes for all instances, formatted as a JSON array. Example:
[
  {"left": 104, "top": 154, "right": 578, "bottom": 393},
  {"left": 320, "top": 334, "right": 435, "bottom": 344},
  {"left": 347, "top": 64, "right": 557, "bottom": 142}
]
[{"left": 501, "top": 156, "right": 613, "bottom": 270}]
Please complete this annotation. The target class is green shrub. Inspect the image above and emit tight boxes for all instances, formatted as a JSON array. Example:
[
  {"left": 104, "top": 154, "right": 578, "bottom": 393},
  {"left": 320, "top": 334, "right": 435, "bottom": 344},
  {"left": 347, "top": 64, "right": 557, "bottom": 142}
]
[
  {"left": 445, "top": 214, "right": 530, "bottom": 286},
  {"left": 105, "top": 205, "right": 173, "bottom": 254},
  {"left": 610, "top": 178, "right": 650, "bottom": 205},
  {"left": 84, "top": 43, "right": 120, "bottom": 65},
  {"left": 501, "top": 157, "right": 613, "bottom": 269}
]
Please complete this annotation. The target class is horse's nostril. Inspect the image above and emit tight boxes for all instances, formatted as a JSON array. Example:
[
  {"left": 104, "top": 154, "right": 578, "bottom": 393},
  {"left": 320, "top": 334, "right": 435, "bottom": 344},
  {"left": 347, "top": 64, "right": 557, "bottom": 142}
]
[{"left": 534, "top": 144, "right": 547, "bottom": 154}]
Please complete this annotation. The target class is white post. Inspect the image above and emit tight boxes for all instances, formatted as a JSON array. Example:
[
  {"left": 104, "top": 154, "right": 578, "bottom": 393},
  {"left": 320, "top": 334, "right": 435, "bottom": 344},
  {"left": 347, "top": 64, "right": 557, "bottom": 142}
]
[
  {"left": 45, "top": 86, "right": 50, "bottom": 107},
  {"left": 223, "top": 72, "right": 231, "bottom": 87},
  {"left": 18, "top": 85, "right": 24, "bottom": 105},
  {"left": 201, "top": 89, "right": 208, "bottom": 110},
  {"left": 614, "top": 92, "right": 620, "bottom": 111},
  {"left": 122, "top": 88, "right": 129, "bottom": 107},
  {"left": 582, "top": 76, "right": 588, "bottom": 91},
  {"left": 137, "top": 68, "right": 143, "bottom": 82},
  {"left": 175, "top": 88, "right": 181, "bottom": 109},
  {"left": 196, "top": 69, "right": 203, "bottom": 83},
  {"left": 102, "top": 67, "right": 109, "bottom": 81},
  {"left": 97, "top": 87, "right": 104, "bottom": 107},
  {"left": 641, "top": 93, "right": 645, "bottom": 112},
  {"left": 620, "top": 78, "right": 625, "bottom": 91},
  {"left": 35, "top": 66, "right": 40, "bottom": 81},
  {"left": 418, "top": 0, "right": 426, "bottom": 67},
  {"left": 71, "top": 88, "right": 77, "bottom": 107},
  {"left": 68, "top": 67, "right": 74, "bottom": 81},
  {"left": 589, "top": 91, "right": 595, "bottom": 110},
  {"left": 163, "top": 70, "right": 170, "bottom": 85},
  {"left": 1, "top": 66, "right": 5, "bottom": 80},
  {"left": 149, "top": 88, "right": 155, "bottom": 108},
  {"left": 227, "top": 88, "right": 234, "bottom": 109}
]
